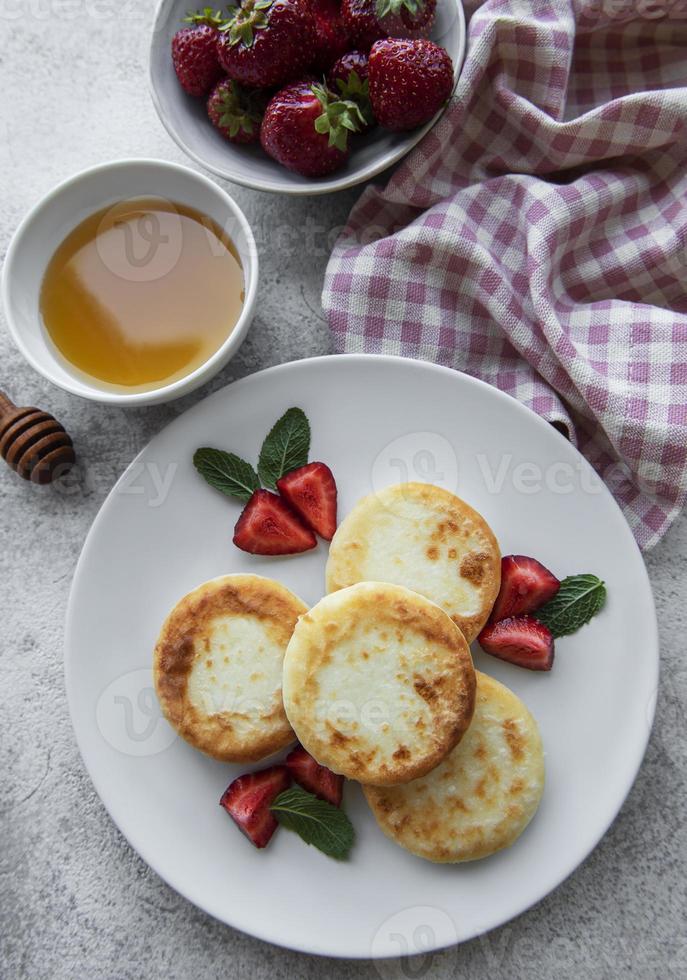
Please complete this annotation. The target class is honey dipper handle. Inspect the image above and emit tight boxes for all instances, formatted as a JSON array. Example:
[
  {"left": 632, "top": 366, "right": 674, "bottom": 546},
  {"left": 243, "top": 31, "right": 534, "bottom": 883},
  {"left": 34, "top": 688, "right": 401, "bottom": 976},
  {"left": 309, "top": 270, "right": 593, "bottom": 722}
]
[{"left": 0, "top": 391, "right": 16, "bottom": 420}]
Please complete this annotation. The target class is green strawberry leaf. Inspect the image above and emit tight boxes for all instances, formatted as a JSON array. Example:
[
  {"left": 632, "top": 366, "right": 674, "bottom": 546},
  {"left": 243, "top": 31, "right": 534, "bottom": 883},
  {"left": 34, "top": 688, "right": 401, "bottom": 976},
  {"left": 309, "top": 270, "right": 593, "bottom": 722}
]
[
  {"left": 220, "top": 0, "right": 271, "bottom": 46},
  {"left": 183, "top": 7, "right": 226, "bottom": 27},
  {"left": 193, "top": 448, "right": 260, "bottom": 502},
  {"left": 335, "top": 72, "right": 374, "bottom": 126},
  {"left": 376, "top": 0, "right": 422, "bottom": 19},
  {"left": 257, "top": 408, "right": 310, "bottom": 489},
  {"left": 536, "top": 574, "right": 607, "bottom": 638},
  {"left": 271, "top": 787, "right": 354, "bottom": 860},
  {"left": 311, "top": 84, "right": 363, "bottom": 151}
]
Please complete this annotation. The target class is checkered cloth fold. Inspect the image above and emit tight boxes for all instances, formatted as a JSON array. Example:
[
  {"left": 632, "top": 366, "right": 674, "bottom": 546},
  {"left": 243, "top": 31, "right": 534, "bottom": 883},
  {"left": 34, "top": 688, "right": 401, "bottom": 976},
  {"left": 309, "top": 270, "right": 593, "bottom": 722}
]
[{"left": 322, "top": 0, "right": 687, "bottom": 549}]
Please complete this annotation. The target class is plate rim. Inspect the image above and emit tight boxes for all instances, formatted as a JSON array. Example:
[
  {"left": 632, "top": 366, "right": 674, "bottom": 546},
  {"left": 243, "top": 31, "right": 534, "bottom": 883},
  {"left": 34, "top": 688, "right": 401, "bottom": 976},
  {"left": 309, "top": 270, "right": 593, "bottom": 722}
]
[{"left": 64, "top": 353, "right": 659, "bottom": 957}]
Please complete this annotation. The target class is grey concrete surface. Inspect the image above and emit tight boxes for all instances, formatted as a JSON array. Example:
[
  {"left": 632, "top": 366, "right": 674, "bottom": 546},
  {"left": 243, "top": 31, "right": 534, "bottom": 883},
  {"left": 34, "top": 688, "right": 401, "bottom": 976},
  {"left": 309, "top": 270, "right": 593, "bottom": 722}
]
[{"left": 1, "top": 6, "right": 685, "bottom": 980}]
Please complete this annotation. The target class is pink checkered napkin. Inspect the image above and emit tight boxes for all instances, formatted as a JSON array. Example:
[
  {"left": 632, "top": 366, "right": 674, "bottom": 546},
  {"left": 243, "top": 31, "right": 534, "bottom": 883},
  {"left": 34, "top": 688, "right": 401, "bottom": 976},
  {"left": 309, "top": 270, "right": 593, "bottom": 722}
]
[{"left": 322, "top": 0, "right": 687, "bottom": 550}]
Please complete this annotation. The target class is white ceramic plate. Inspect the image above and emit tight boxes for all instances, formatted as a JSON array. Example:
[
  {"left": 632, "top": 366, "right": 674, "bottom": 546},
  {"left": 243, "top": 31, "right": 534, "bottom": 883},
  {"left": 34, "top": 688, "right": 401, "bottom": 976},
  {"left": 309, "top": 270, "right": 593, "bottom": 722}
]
[
  {"left": 149, "top": 0, "right": 466, "bottom": 195},
  {"left": 65, "top": 355, "right": 658, "bottom": 958}
]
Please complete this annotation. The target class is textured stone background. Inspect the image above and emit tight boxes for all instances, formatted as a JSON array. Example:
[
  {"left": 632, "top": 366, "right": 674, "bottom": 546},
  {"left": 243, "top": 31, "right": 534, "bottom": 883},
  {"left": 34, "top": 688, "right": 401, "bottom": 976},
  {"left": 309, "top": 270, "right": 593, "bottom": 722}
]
[{"left": 1, "top": 4, "right": 685, "bottom": 979}]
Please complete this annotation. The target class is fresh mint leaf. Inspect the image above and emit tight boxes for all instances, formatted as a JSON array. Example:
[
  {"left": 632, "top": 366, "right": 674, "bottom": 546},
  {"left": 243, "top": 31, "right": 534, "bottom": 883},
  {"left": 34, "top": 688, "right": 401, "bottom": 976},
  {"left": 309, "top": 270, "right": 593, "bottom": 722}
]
[
  {"left": 536, "top": 574, "right": 607, "bottom": 638},
  {"left": 257, "top": 408, "right": 310, "bottom": 489},
  {"left": 271, "top": 786, "right": 354, "bottom": 860},
  {"left": 193, "top": 447, "right": 260, "bottom": 502}
]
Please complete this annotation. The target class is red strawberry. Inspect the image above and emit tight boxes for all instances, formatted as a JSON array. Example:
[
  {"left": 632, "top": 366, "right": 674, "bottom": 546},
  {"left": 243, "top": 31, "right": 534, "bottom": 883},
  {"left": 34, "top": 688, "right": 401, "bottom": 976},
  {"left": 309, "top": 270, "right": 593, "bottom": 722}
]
[
  {"left": 277, "top": 461, "right": 338, "bottom": 539},
  {"left": 490, "top": 555, "right": 561, "bottom": 623},
  {"left": 478, "top": 616, "right": 554, "bottom": 672},
  {"left": 328, "top": 48, "right": 369, "bottom": 84},
  {"left": 171, "top": 17, "right": 224, "bottom": 97},
  {"left": 286, "top": 745, "right": 344, "bottom": 806},
  {"left": 327, "top": 50, "right": 374, "bottom": 130},
  {"left": 233, "top": 489, "right": 317, "bottom": 555},
  {"left": 261, "top": 79, "right": 364, "bottom": 177},
  {"left": 217, "top": 0, "right": 316, "bottom": 88},
  {"left": 368, "top": 37, "right": 453, "bottom": 131},
  {"left": 310, "top": 0, "right": 353, "bottom": 72},
  {"left": 341, "top": 0, "right": 435, "bottom": 51},
  {"left": 207, "top": 78, "right": 268, "bottom": 144},
  {"left": 220, "top": 765, "right": 291, "bottom": 848}
]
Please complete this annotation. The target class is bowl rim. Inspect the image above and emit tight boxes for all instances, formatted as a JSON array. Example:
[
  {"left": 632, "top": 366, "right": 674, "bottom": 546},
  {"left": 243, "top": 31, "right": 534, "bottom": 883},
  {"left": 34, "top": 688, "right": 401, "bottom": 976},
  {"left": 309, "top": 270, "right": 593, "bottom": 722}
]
[
  {"left": 148, "top": 0, "right": 467, "bottom": 196},
  {"left": 1, "top": 157, "right": 259, "bottom": 407}
]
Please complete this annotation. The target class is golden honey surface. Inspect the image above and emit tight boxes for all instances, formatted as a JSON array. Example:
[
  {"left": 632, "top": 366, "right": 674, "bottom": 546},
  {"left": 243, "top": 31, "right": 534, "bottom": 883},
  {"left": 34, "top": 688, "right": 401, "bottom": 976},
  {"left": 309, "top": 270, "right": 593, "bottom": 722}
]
[{"left": 40, "top": 198, "right": 244, "bottom": 392}]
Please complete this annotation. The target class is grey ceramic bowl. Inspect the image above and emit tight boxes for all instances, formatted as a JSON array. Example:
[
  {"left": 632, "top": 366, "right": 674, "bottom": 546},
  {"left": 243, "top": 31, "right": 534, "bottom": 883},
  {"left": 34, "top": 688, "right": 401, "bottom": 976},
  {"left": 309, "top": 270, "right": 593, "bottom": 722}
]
[{"left": 149, "top": 0, "right": 466, "bottom": 195}]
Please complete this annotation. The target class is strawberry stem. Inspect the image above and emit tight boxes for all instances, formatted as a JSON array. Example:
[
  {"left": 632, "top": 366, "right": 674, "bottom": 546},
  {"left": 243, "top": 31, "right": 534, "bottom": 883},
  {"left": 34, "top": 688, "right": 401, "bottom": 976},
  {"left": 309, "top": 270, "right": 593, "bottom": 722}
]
[
  {"left": 214, "top": 80, "right": 266, "bottom": 137},
  {"left": 375, "top": 0, "right": 424, "bottom": 19},
  {"left": 183, "top": 6, "right": 227, "bottom": 27},
  {"left": 332, "top": 71, "right": 374, "bottom": 127},
  {"left": 219, "top": 0, "right": 273, "bottom": 47},
  {"left": 311, "top": 83, "right": 365, "bottom": 152}
]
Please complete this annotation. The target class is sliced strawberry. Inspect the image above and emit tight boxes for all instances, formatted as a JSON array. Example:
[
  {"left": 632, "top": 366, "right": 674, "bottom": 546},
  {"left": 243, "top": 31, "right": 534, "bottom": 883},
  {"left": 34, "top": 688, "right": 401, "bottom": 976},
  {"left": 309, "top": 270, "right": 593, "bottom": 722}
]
[
  {"left": 478, "top": 616, "right": 554, "bottom": 671},
  {"left": 490, "top": 555, "right": 560, "bottom": 623},
  {"left": 276, "top": 462, "right": 338, "bottom": 540},
  {"left": 285, "top": 744, "right": 344, "bottom": 807},
  {"left": 233, "top": 489, "right": 317, "bottom": 555},
  {"left": 219, "top": 765, "right": 291, "bottom": 848}
]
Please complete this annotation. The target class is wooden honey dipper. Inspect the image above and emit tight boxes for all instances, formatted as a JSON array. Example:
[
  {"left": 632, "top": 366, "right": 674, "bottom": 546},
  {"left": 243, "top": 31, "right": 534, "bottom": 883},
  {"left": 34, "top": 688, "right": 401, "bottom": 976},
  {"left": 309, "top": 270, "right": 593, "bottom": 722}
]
[{"left": 0, "top": 390, "right": 75, "bottom": 484}]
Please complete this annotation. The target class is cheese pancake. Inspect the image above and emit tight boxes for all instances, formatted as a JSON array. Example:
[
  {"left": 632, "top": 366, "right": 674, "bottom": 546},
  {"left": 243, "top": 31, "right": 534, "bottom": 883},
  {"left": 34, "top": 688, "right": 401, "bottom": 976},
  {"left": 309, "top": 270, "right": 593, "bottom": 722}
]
[
  {"left": 326, "top": 483, "right": 501, "bottom": 643},
  {"left": 154, "top": 574, "right": 307, "bottom": 762},
  {"left": 364, "top": 672, "right": 544, "bottom": 862},
  {"left": 282, "top": 582, "right": 476, "bottom": 786}
]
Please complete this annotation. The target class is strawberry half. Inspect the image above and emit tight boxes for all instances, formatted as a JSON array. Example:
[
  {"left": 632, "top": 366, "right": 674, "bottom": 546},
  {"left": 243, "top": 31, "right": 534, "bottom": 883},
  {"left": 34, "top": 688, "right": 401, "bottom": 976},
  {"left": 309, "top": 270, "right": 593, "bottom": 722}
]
[
  {"left": 490, "top": 555, "right": 561, "bottom": 623},
  {"left": 277, "top": 462, "right": 338, "bottom": 539},
  {"left": 285, "top": 744, "right": 344, "bottom": 806},
  {"left": 220, "top": 765, "right": 291, "bottom": 848},
  {"left": 478, "top": 616, "right": 554, "bottom": 672},
  {"left": 233, "top": 489, "right": 317, "bottom": 555}
]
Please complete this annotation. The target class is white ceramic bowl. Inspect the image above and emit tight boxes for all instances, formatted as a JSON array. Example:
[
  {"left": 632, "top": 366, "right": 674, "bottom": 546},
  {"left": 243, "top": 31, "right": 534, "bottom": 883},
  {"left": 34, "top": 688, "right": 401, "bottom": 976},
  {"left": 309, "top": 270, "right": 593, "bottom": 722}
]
[
  {"left": 149, "top": 0, "right": 466, "bottom": 195},
  {"left": 1, "top": 159, "right": 258, "bottom": 406}
]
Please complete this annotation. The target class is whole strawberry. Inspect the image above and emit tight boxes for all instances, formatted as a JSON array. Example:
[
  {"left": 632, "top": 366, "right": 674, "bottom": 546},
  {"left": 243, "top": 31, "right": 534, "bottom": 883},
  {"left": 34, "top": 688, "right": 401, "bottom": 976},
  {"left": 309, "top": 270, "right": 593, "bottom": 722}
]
[
  {"left": 261, "top": 78, "right": 364, "bottom": 177},
  {"left": 327, "top": 50, "right": 374, "bottom": 130},
  {"left": 342, "top": 0, "right": 435, "bottom": 51},
  {"left": 217, "top": 0, "right": 316, "bottom": 89},
  {"left": 368, "top": 38, "right": 453, "bottom": 131},
  {"left": 328, "top": 49, "right": 369, "bottom": 85},
  {"left": 207, "top": 78, "right": 268, "bottom": 143},
  {"left": 310, "top": 0, "right": 353, "bottom": 72},
  {"left": 171, "top": 11, "right": 225, "bottom": 97}
]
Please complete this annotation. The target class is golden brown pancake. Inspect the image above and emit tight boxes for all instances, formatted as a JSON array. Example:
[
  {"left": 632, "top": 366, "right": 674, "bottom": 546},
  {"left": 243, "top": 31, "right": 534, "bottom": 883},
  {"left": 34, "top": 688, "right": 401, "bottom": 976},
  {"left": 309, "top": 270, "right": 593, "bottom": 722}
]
[
  {"left": 325, "top": 482, "right": 501, "bottom": 642},
  {"left": 364, "top": 671, "right": 545, "bottom": 862},
  {"left": 154, "top": 574, "right": 307, "bottom": 762},
  {"left": 282, "top": 581, "right": 476, "bottom": 786}
]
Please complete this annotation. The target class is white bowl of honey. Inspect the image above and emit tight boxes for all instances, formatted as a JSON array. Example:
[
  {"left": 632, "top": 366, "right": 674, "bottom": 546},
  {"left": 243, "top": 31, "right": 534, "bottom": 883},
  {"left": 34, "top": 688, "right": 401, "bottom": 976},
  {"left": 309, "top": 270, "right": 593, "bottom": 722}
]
[{"left": 2, "top": 159, "right": 258, "bottom": 405}]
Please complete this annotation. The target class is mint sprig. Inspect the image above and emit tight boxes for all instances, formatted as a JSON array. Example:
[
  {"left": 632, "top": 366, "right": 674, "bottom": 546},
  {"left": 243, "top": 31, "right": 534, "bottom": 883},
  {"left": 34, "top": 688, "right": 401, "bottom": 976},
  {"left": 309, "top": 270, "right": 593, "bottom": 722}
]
[
  {"left": 193, "top": 448, "right": 260, "bottom": 502},
  {"left": 271, "top": 786, "right": 354, "bottom": 860},
  {"left": 536, "top": 574, "right": 606, "bottom": 638},
  {"left": 258, "top": 407, "right": 310, "bottom": 489}
]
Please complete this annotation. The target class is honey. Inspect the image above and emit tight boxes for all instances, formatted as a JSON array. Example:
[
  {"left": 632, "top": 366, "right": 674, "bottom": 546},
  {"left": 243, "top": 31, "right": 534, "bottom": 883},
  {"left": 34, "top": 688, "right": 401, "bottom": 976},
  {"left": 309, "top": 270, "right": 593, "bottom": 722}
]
[{"left": 40, "top": 198, "right": 244, "bottom": 392}]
